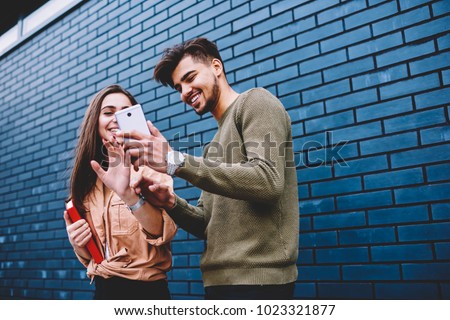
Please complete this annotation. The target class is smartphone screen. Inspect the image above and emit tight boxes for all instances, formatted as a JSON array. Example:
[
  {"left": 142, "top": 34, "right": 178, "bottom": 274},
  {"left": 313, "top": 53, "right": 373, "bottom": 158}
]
[{"left": 115, "top": 104, "right": 151, "bottom": 137}]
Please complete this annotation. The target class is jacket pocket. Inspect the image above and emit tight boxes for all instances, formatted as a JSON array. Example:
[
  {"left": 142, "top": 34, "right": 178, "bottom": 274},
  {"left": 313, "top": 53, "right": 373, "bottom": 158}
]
[{"left": 109, "top": 199, "right": 139, "bottom": 236}]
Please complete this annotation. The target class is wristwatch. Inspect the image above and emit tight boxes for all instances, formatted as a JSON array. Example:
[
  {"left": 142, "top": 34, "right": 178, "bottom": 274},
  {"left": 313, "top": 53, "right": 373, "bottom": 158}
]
[
  {"left": 126, "top": 194, "right": 146, "bottom": 213},
  {"left": 166, "top": 150, "right": 185, "bottom": 176}
]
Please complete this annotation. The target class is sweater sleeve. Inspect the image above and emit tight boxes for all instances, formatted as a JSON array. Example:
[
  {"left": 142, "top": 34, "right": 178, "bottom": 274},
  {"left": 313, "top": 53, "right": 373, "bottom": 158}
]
[
  {"left": 176, "top": 88, "right": 290, "bottom": 203},
  {"left": 167, "top": 194, "right": 207, "bottom": 240}
]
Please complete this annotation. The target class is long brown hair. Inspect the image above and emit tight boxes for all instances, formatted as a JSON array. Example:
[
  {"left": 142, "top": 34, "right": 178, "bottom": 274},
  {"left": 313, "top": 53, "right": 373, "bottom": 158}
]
[{"left": 70, "top": 84, "right": 138, "bottom": 216}]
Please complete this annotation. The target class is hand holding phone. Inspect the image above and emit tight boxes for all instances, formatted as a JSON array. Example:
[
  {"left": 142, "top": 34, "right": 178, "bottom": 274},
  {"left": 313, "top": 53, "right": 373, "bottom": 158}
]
[{"left": 115, "top": 104, "right": 151, "bottom": 140}]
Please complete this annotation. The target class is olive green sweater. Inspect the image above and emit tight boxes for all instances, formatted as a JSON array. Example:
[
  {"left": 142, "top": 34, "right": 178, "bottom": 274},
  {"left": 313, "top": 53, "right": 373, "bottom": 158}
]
[{"left": 169, "top": 88, "right": 299, "bottom": 287}]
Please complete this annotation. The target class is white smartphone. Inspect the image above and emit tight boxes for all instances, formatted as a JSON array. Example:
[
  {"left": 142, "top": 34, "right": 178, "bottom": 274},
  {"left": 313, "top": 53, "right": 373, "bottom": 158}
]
[{"left": 115, "top": 104, "right": 151, "bottom": 139}]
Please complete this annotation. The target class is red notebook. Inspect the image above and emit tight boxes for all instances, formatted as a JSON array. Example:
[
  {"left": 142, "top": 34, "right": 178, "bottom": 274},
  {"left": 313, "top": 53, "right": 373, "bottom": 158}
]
[{"left": 65, "top": 200, "right": 104, "bottom": 264}]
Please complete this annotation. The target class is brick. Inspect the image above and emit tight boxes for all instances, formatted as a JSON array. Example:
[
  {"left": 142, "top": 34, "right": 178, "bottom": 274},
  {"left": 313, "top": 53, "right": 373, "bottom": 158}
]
[
  {"left": 318, "top": 283, "right": 373, "bottom": 299},
  {"left": 437, "top": 33, "right": 450, "bottom": 50},
  {"left": 372, "top": 6, "right": 430, "bottom": 36},
  {"left": 255, "top": 37, "right": 296, "bottom": 61},
  {"left": 360, "top": 132, "right": 418, "bottom": 156},
  {"left": 294, "top": 0, "right": 340, "bottom": 20},
  {"left": 376, "top": 41, "right": 435, "bottom": 68},
  {"left": 380, "top": 73, "right": 440, "bottom": 100},
  {"left": 317, "top": 247, "right": 368, "bottom": 263},
  {"left": 405, "top": 15, "right": 450, "bottom": 42},
  {"left": 275, "top": 43, "right": 319, "bottom": 68},
  {"left": 301, "top": 49, "right": 347, "bottom": 74},
  {"left": 324, "top": 57, "right": 374, "bottom": 82},
  {"left": 410, "top": 51, "right": 450, "bottom": 75},
  {"left": 233, "top": 7, "right": 270, "bottom": 31},
  {"left": 271, "top": 0, "right": 308, "bottom": 15},
  {"left": 234, "top": 33, "right": 272, "bottom": 56},
  {"left": 443, "top": 69, "right": 450, "bottom": 85},
  {"left": 343, "top": 264, "right": 400, "bottom": 280},
  {"left": 311, "top": 176, "right": 361, "bottom": 197},
  {"left": 299, "top": 197, "right": 335, "bottom": 215},
  {"left": 300, "top": 231, "right": 337, "bottom": 248},
  {"left": 326, "top": 88, "right": 378, "bottom": 113},
  {"left": 296, "top": 21, "right": 344, "bottom": 47},
  {"left": 372, "top": 244, "right": 433, "bottom": 262},
  {"left": 314, "top": 211, "right": 366, "bottom": 230},
  {"left": 396, "top": 183, "right": 450, "bottom": 205},
  {"left": 335, "top": 154, "right": 388, "bottom": 177},
  {"left": 318, "top": 0, "right": 367, "bottom": 25},
  {"left": 294, "top": 283, "right": 316, "bottom": 299},
  {"left": 337, "top": 190, "right": 392, "bottom": 210},
  {"left": 333, "top": 121, "right": 383, "bottom": 143},
  {"left": 273, "top": 17, "right": 316, "bottom": 41},
  {"left": 391, "top": 145, "right": 450, "bottom": 168},
  {"left": 340, "top": 227, "right": 396, "bottom": 245},
  {"left": 344, "top": 1, "right": 398, "bottom": 29},
  {"left": 297, "top": 165, "right": 332, "bottom": 183},
  {"left": 321, "top": 26, "right": 371, "bottom": 53},
  {"left": 415, "top": 87, "right": 450, "bottom": 110},
  {"left": 278, "top": 72, "right": 322, "bottom": 96},
  {"left": 432, "top": 203, "right": 450, "bottom": 220},
  {"left": 352, "top": 64, "right": 408, "bottom": 90},
  {"left": 305, "top": 110, "right": 354, "bottom": 134},
  {"left": 403, "top": 262, "right": 450, "bottom": 280},
  {"left": 398, "top": 222, "right": 450, "bottom": 241},
  {"left": 375, "top": 283, "right": 439, "bottom": 299},
  {"left": 427, "top": 163, "right": 450, "bottom": 182},
  {"left": 236, "top": 59, "right": 275, "bottom": 82},
  {"left": 302, "top": 79, "right": 350, "bottom": 104},
  {"left": 435, "top": 242, "right": 450, "bottom": 260},
  {"left": 253, "top": 11, "right": 293, "bottom": 36},
  {"left": 215, "top": 2, "right": 250, "bottom": 27},
  {"left": 257, "top": 65, "right": 298, "bottom": 87},
  {"left": 365, "top": 167, "right": 423, "bottom": 190},
  {"left": 289, "top": 102, "right": 324, "bottom": 122},
  {"left": 399, "top": 0, "right": 433, "bottom": 10},
  {"left": 297, "top": 266, "right": 340, "bottom": 281}
]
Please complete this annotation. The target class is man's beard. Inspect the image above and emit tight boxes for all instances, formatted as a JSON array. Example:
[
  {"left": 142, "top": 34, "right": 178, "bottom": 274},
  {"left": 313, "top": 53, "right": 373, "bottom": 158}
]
[{"left": 195, "top": 77, "right": 219, "bottom": 116}]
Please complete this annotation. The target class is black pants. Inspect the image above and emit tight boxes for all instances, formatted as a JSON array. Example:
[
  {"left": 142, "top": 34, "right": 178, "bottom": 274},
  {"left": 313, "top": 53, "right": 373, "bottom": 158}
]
[
  {"left": 94, "top": 276, "right": 171, "bottom": 300},
  {"left": 205, "top": 282, "right": 295, "bottom": 300}
]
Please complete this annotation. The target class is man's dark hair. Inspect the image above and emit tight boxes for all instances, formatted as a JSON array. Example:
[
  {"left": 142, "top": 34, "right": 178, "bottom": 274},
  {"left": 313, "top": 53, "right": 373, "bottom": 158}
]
[{"left": 153, "top": 37, "right": 224, "bottom": 88}]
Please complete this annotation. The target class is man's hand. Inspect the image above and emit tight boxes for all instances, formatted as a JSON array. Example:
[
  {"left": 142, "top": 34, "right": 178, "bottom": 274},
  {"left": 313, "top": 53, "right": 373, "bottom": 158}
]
[
  {"left": 131, "top": 174, "right": 176, "bottom": 211},
  {"left": 116, "top": 121, "right": 172, "bottom": 174}
]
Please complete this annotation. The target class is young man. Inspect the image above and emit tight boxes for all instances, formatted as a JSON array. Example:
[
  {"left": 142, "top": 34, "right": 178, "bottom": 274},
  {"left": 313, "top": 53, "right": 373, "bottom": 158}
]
[{"left": 123, "top": 37, "right": 299, "bottom": 299}]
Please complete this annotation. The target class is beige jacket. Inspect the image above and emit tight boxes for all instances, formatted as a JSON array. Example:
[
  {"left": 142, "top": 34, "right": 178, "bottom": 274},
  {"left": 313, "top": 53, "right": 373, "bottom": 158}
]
[{"left": 76, "top": 167, "right": 177, "bottom": 282}]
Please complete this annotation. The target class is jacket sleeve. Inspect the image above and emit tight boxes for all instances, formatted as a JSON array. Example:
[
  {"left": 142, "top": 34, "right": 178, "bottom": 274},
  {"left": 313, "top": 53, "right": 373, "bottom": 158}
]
[
  {"left": 176, "top": 89, "right": 291, "bottom": 203},
  {"left": 141, "top": 209, "right": 178, "bottom": 246}
]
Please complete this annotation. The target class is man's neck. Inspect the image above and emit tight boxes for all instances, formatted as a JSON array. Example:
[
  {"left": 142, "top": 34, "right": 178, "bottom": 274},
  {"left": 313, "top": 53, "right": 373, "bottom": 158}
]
[{"left": 211, "top": 85, "right": 239, "bottom": 121}]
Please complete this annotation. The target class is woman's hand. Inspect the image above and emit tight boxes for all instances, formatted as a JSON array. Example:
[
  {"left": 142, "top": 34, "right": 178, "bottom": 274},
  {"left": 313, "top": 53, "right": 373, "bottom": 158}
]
[
  {"left": 63, "top": 210, "right": 91, "bottom": 259},
  {"left": 91, "top": 139, "right": 137, "bottom": 203}
]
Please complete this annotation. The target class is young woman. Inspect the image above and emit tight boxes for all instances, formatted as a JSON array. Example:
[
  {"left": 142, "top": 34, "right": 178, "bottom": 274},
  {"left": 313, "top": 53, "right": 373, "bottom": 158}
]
[{"left": 64, "top": 84, "right": 177, "bottom": 300}]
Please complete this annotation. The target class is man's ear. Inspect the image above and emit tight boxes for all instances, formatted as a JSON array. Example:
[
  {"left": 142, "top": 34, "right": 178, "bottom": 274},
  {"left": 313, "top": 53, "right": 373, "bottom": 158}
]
[{"left": 211, "top": 58, "right": 223, "bottom": 76}]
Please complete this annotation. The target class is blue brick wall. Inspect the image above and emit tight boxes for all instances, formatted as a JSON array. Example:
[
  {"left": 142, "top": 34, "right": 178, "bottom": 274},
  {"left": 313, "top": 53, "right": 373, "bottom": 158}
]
[{"left": 1, "top": 0, "right": 449, "bottom": 300}]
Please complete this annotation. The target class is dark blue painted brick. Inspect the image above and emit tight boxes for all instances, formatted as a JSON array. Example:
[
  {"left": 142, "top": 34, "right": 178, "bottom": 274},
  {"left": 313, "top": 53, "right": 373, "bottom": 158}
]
[
  {"left": 294, "top": 282, "right": 316, "bottom": 299},
  {"left": 273, "top": 16, "right": 316, "bottom": 41},
  {"left": 324, "top": 57, "right": 374, "bottom": 82},
  {"left": 414, "top": 87, "right": 450, "bottom": 110},
  {"left": 372, "top": 244, "right": 433, "bottom": 262},
  {"left": 360, "top": 132, "right": 418, "bottom": 156},
  {"left": 234, "top": 33, "right": 272, "bottom": 56},
  {"left": 300, "top": 231, "right": 337, "bottom": 248},
  {"left": 410, "top": 51, "right": 450, "bottom": 76},
  {"left": 305, "top": 110, "right": 354, "bottom": 134},
  {"left": 298, "top": 249, "right": 314, "bottom": 264},
  {"left": 254, "top": 37, "right": 296, "bottom": 62},
  {"left": 321, "top": 26, "right": 371, "bottom": 53},
  {"left": 364, "top": 167, "right": 423, "bottom": 190},
  {"left": 337, "top": 190, "right": 393, "bottom": 210},
  {"left": 326, "top": 88, "right": 378, "bottom": 113},
  {"left": 357, "top": 97, "right": 412, "bottom": 122},
  {"left": 427, "top": 163, "right": 450, "bottom": 182},
  {"left": 352, "top": 64, "right": 408, "bottom": 90},
  {"left": 435, "top": 242, "right": 450, "bottom": 260},
  {"left": 373, "top": 6, "right": 431, "bottom": 36},
  {"left": 404, "top": 15, "right": 450, "bottom": 42},
  {"left": 375, "top": 283, "right": 439, "bottom": 299},
  {"left": 299, "top": 197, "right": 335, "bottom": 215},
  {"left": 318, "top": 0, "right": 366, "bottom": 25},
  {"left": 335, "top": 155, "right": 388, "bottom": 177},
  {"left": 398, "top": 222, "right": 450, "bottom": 242},
  {"left": 297, "top": 165, "right": 332, "bottom": 183},
  {"left": 311, "top": 176, "right": 361, "bottom": 197},
  {"left": 349, "top": 32, "right": 403, "bottom": 59},
  {"left": 257, "top": 65, "right": 298, "bottom": 87},
  {"left": 316, "top": 247, "right": 368, "bottom": 263},
  {"left": 391, "top": 145, "right": 450, "bottom": 168},
  {"left": 438, "top": 33, "right": 450, "bottom": 50},
  {"left": 301, "top": 49, "right": 347, "bottom": 74},
  {"left": 340, "top": 227, "right": 396, "bottom": 245},
  {"left": 278, "top": 72, "right": 322, "bottom": 96},
  {"left": 332, "top": 121, "right": 382, "bottom": 142},
  {"left": 275, "top": 43, "right": 319, "bottom": 68},
  {"left": 395, "top": 183, "right": 450, "bottom": 204},
  {"left": 318, "top": 283, "right": 373, "bottom": 299},
  {"left": 343, "top": 264, "right": 401, "bottom": 280},
  {"left": 288, "top": 101, "right": 322, "bottom": 122},
  {"left": 380, "top": 73, "right": 441, "bottom": 100},
  {"left": 294, "top": 0, "right": 339, "bottom": 20},
  {"left": 303, "top": 79, "right": 350, "bottom": 104},
  {"left": 431, "top": 203, "right": 450, "bottom": 220},
  {"left": 297, "top": 265, "right": 340, "bottom": 281},
  {"left": 403, "top": 262, "right": 450, "bottom": 280},
  {"left": 296, "top": 21, "right": 343, "bottom": 46},
  {"left": 314, "top": 211, "right": 366, "bottom": 230},
  {"left": 344, "top": 1, "right": 398, "bottom": 29}
]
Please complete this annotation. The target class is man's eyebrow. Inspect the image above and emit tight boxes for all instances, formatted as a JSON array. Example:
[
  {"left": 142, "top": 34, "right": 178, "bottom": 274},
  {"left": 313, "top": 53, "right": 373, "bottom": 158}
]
[{"left": 180, "top": 70, "right": 196, "bottom": 82}]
